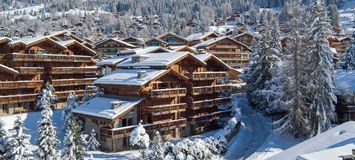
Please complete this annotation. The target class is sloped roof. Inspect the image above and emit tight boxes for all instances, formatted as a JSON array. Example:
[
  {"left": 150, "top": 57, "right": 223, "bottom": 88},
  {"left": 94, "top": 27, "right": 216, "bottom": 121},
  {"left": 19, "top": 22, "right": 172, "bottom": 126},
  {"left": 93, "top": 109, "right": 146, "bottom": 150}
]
[
  {"left": 117, "top": 52, "right": 206, "bottom": 68},
  {"left": 121, "top": 36, "right": 145, "bottom": 43},
  {"left": 72, "top": 96, "right": 144, "bottom": 120},
  {"left": 0, "top": 64, "right": 19, "bottom": 75},
  {"left": 194, "top": 53, "right": 231, "bottom": 70},
  {"left": 157, "top": 32, "right": 189, "bottom": 42},
  {"left": 145, "top": 37, "right": 169, "bottom": 45},
  {"left": 186, "top": 32, "right": 219, "bottom": 41},
  {"left": 170, "top": 45, "right": 198, "bottom": 53},
  {"left": 192, "top": 36, "right": 252, "bottom": 51},
  {"left": 58, "top": 40, "right": 96, "bottom": 56},
  {"left": 335, "top": 69, "right": 355, "bottom": 92},
  {"left": 0, "top": 37, "right": 12, "bottom": 44},
  {"left": 49, "top": 30, "right": 84, "bottom": 43},
  {"left": 9, "top": 36, "right": 67, "bottom": 50},
  {"left": 269, "top": 121, "right": 355, "bottom": 160},
  {"left": 118, "top": 46, "right": 171, "bottom": 56},
  {"left": 95, "top": 38, "right": 136, "bottom": 48},
  {"left": 97, "top": 56, "right": 129, "bottom": 66},
  {"left": 94, "top": 69, "right": 168, "bottom": 86}
]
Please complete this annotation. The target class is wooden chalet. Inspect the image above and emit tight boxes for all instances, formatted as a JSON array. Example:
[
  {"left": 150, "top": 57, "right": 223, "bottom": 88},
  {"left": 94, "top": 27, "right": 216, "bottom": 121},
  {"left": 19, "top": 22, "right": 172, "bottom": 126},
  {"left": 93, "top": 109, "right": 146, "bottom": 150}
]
[
  {"left": 121, "top": 36, "right": 145, "bottom": 48},
  {"left": 327, "top": 36, "right": 351, "bottom": 55},
  {"left": 95, "top": 38, "right": 137, "bottom": 57},
  {"left": 48, "top": 30, "right": 95, "bottom": 50},
  {"left": 145, "top": 37, "right": 169, "bottom": 47},
  {"left": 232, "top": 32, "right": 260, "bottom": 47},
  {"left": 193, "top": 36, "right": 252, "bottom": 69},
  {"left": 72, "top": 52, "right": 233, "bottom": 151},
  {"left": 156, "top": 32, "right": 189, "bottom": 46},
  {"left": 186, "top": 32, "right": 220, "bottom": 46},
  {"left": 0, "top": 35, "right": 98, "bottom": 115}
]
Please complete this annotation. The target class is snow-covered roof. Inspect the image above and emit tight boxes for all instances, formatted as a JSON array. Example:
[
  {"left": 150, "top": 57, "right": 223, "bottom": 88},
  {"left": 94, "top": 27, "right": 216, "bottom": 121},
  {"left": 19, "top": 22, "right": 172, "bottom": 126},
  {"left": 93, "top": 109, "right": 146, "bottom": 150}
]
[
  {"left": 121, "top": 36, "right": 145, "bottom": 43},
  {"left": 0, "top": 64, "right": 19, "bottom": 75},
  {"left": 57, "top": 40, "right": 75, "bottom": 46},
  {"left": 72, "top": 96, "right": 144, "bottom": 120},
  {"left": 192, "top": 36, "right": 252, "bottom": 51},
  {"left": 170, "top": 45, "right": 198, "bottom": 53},
  {"left": 145, "top": 37, "right": 168, "bottom": 45},
  {"left": 95, "top": 38, "right": 136, "bottom": 48},
  {"left": 118, "top": 46, "right": 171, "bottom": 56},
  {"left": 97, "top": 56, "right": 129, "bottom": 66},
  {"left": 156, "top": 32, "right": 189, "bottom": 42},
  {"left": 186, "top": 32, "right": 218, "bottom": 41},
  {"left": 298, "top": 144, "right": 355, "bottom": 160},
  {"left": 9, "top": 36, "right": 67, "bottom": 50},
  {"left": 194, "top": 53, "right": 231, "bottom": 70},
  {"left": 57, "top": 40, "right": 97, "bottom": 56},
  {"left": 117, "top": 52, "right": 197, "bottom": 68},
  {"left": 335, "top": 69, "right": 355, "bottom": 92},
  {"left": 0, "top": 37, "right": 12, "bottom": 44},
  {"left": 94, "top": 69, "right": 168, "bottom": 86},
  {"left": 269, "top": 121, "right": 355, "bottom": 160},
  {"left": 232, "top": 32, "right": 261, "bottom": 39}
]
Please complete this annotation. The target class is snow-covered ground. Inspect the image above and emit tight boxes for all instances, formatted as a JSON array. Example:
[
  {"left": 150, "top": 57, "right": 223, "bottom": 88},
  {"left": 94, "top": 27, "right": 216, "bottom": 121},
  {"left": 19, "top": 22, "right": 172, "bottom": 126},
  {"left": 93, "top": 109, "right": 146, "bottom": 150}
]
[
  {"left": 339, "top": 0, "right": 355, "bottom": 33},
  {"left": 224, "top": 94, "right": 300, "bottom": 160}
]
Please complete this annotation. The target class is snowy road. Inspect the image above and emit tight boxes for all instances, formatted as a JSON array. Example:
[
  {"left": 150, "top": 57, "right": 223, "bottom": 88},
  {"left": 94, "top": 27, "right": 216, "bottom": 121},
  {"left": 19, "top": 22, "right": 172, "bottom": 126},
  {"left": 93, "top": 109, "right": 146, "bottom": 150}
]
[{"left": 224, "top": 95, "right": 272, "bottom": 160}]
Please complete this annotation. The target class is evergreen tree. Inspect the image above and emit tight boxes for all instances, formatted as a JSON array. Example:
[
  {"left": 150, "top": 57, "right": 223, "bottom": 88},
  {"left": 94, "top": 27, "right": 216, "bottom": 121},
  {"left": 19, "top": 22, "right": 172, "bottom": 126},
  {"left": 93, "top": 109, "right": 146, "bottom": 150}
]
[
  {"left": 62, "top": 92, "right": 79, "bottom": 130},
  {"left": 36, "top": 82, "right": 57, "bottom": 110},
  {"left": 147, "top": 131, "right": 164, "bottom": 160},
  {"left": 130, "top": 121, "right": 150, "bottom": 158},
  {"left": 62, "top": 116, "right": 87, "bottom": 160},
  {"left": 343, "top": 39, "right": 355, "bottom": 71},
  {"left": 86, "top": 129, "right": 100, "bottom": 151},
  {"left": 62, "top": 127, "right": 76, "bottom": 160},
  {"left": 36, "top": 93, "right": 59, "bottom": 160},
  {"left": 0, "top": 120, "right": 7, "bottom": 156},
  {"left": 4, "top": 116, "right": 31, "bottom": 160},
  {"left": 306, "top": 0, "right": 336, "bottom": 137}
]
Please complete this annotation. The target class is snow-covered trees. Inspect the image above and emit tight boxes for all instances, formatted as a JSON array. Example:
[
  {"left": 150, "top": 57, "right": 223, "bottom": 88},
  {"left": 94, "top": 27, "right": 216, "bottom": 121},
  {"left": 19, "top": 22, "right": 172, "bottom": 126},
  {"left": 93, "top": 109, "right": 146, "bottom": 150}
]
[
  {"left": 4, "top": 116, "right": 31, "bottom": 160},
  {"left": 343, "top": 39, "right": 355, "bottom": 71},
  {"left": 86, "top": 129, "right": 100, "bottom": 151},
  {"left": 36, "top": 82, "right": 57, "bottom": 110},
  {"left": 62, "top": 117, "right": 87, "bottom": 160},
  {"left": 0, "top": 120, "right": 6, "bottom": 156},
  {"left": 306, "top": 0, "right": 336, "bottom": 137},
  {"left": 62, "top": 93, "right": 79, "bottom": 130},
  {"left": 245, "top": 18, "right": 282, "bottom": 112},
  {"left": 147, "top": 131, "right": 164, "bottom": 160},
  {"left": 36, "top": 96, "right": 59, "bottom": 160},
  {"left": 130, "top": 121, "right": 150, "bottom": 158}
]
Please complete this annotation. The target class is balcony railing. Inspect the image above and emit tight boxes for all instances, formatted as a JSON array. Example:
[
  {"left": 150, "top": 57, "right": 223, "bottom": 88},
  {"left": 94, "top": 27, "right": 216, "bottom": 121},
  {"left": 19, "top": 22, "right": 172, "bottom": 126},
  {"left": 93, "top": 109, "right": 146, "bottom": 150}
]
[
  {"left": 213, "top": 85, "right": 231, "bottom": 93},
  {"left": 0, "top": 94, "right": 37, "bottom": 105},
  {"left": 55, "top": 89, "right": 96, "bottom": 99},
  {"left": 16, "top": 67, "right": 44, "bottom": 75},
  {"left": 146, "top": 103, "right": 186, "bottom": 115},
  {"left": 188, "top": 110, "right": 231, "bottom": 123},
  {"left": 185, "top": 72, "right": 226, "bottom": 81},
  {"left": 50, "top": 67, "right": 98, "bottom": 74},
  {"left": 151, "top": 88, "right": 186, "bottom": 98},
  {"left": 0, "top": 80, "right": 43, "bottom": 89},
  {"left": 191, "top": 99, "right": 214, "bottom": 110},
  {"left": 10, "top": 53, "right": 93, "bottom": 63},
  {"left": 100, "top": 118, "right": 187, "bottom": 139},
  {"left": 213, "top": 97, "right": 232, "bottom": 106},
  {"left": 51, "top": 78, "right": 96, "bottom": 87},
  {"left": 191, "top": 86, "right": 214, "bottom": 95}
]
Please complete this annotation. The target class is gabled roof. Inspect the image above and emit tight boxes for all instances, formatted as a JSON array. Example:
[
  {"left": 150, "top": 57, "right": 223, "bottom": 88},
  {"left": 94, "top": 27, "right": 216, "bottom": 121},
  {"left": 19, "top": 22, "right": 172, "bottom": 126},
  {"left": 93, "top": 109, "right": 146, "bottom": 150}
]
[
  {"left": 94, "top": 69, "right": 169, "bottom": 86},
  {"left": 49, "top": 30, "right": 84, "bottom": 43},
  {"left": 9, "top": 36, "right": 67, "bottom": 50},
  {"left": 58, "top": 40, "right": 96, "bottom": 56},
  {"left": 0, "top": 37, "right": 12, "bottom": 44},
  {"left": 192, "top": 36, "right": 252, "bottom": 51},
  {"left": 0, "top": 64, "right": 19, "bottom": 75},
  {"left": 232, "top": 32, "right": 261, "bottom": 39},
  {"left": 170, "top": 45, "right": 198, "bottom": 53},
  {"left": 117, "top": 52, "right": 206, "bottom": 69},
  {"left": 118, "top": 46, "right": 171, "bottom": 56},
  {"left": 121, "top": 36, "right": 145, "bottom": 43},
  {"left": 186, "top": 32, "right": 219, "bottom": 41},
  {"left": 145, "top": 37, "right": 169, "bottom": 46},
  {"left": 95, "top": 38, "right": 136, "bottom": 48},
  {"left": 72, "top": 96, "right": 144, "bottom": 120},
  {"left": 194, "top": 53, "right": 231, "bottom": 70},
  {"left": 269, "top": 121, "right": 355, "bottom": 160},
  {"left": 157, "top": 32, "right": 189, "bottom": 42},
  {"left": 97, "top": 56, "right": 129, "bottom": 66}
]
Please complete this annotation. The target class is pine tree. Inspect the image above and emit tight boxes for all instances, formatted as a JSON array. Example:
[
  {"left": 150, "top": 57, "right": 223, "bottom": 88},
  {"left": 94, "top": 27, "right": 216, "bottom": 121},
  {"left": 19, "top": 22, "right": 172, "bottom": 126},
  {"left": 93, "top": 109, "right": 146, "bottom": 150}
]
[
  {"left": 0, "top": 120, "right": 7, "bottom": 156},
  {"left": 62, "top": 127, "right": 76, "bottom": 160},
  {"left": 36, "top": 82, "right": 57, "bottom": 110},
  {"left": 4, "top": 116, "right": 31, "bottom": 160},
  {"left": 306, "top": 0, "right": 336, "bottom": 137},
  {"left": 86, "top": 129, "right": 100, "bottom": 151},
  {"left": 343, "top": 39, "right": 355, "bottom": 71},
  {"left": 130, "top": 121, "right": 150, "bottom": 158},
  {"left": 62, "top": 116, "right": 87, "bottom": 160},
  {"left": 147, "top": 131, "right": 164, "bottom": 160},
  {"left": 62, "top": 93, "right": 79, "bottom": 130},
  {"left": 36, "top": 93, "right": 59, "bottom": 160}
]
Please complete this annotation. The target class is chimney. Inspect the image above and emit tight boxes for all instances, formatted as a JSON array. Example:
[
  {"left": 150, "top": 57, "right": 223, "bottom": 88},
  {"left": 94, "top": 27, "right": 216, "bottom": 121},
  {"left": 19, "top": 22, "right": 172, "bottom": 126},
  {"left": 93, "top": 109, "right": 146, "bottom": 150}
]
[
  {"left": 111, "top": 101, "right": 121, "bottom": 109},
  {"left": 132, "top": 55, "right": 149, "bottom": 63},
  {"left": 137, "top": 70, "right": 146, "bottom": 78}
]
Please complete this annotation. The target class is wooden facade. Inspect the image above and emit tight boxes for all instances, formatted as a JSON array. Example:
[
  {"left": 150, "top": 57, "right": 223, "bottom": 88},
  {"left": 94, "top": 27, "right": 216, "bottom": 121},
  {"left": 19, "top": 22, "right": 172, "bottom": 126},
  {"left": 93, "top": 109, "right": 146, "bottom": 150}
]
[
  {"left": 328, "top": 36, "right": 351, "bottom": 55},
  {"left": 95, "top": 38, "right": 136, "bottom": 57},
  {"left": 194, "top": 37, "right": 252, "bottom": 69},
  {"left": 0, "top": 35, "right": 98, "bottom": 115},
  {"left": 232, "top": 32, "right": 259, "bottom": 47},
  {"left": 73, "top": 52, "right": 233, "bottom": 152}
]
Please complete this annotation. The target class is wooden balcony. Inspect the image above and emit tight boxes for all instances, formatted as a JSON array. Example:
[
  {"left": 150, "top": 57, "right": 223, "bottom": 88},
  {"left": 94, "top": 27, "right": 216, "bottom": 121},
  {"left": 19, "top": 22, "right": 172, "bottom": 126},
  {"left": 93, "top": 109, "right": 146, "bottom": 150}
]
[
  {"left": 191, "top": 86, "right": 214, "bottom": 95},
  {"left": 0, "top": 94, "right": 37, "bottom": 105},
  {"left": 100, "top": 118, "right": 187, "bottom": 139},
  {"left": 16, "top": 67, "right": 44, "bottom": 75},
  {"left": 146, "top": 103, "right": 186, "bottom": 115},
  {"left": 51, "top": 78, "right": 96, "bottom": 87},
  {"left": 0, "top": 80, "right": 43, "bottom": 89},
  {"left": 50, "top": 67, "right": 98, "bottom": 74},
  {"left": 10, "top": 53, "right": 92, "bottom": 63},
  {"left": 191, "top": 99, "right": 214, "bottom": 110},
  {"left": 213, "top": 85, "right": 231, "bottom": 93},
  {"left": 151, "top": 88, "right": 186, "bottom": 98},
  {"left": 213, "top": 97, "right": 232, "bottom": 106},
  {"left": 185, "top": 72, "right": 226, "bottom": 81},
  {"left": 188, "top": 110, "right": 231, "bottom": 123},
  {"left": 55, "top": 90, "right": 94, "bottom": 99}
]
